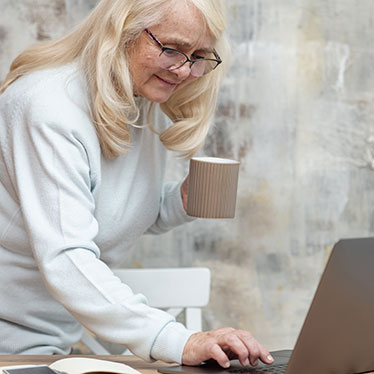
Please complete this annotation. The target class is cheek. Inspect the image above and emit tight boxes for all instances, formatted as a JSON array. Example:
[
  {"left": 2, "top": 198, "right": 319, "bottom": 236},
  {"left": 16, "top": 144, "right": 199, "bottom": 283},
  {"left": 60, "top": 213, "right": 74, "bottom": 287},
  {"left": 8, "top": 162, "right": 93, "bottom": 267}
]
[
  {"left": 140, "top": 54, "right": 158, "bottom": 72},
  {"left": 130, "top": 56, "right": 159, "bottom": 92},
  {"left": 129, "top": 43, "right": 159, "bottom": 82}
]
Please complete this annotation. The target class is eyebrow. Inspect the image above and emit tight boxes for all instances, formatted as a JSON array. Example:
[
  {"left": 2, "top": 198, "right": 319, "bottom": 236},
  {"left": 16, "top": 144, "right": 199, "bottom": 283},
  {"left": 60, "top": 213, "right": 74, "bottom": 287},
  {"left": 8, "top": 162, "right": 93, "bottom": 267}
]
[{"left": 166, "top": 38, "right": 214, "bottom": 54}]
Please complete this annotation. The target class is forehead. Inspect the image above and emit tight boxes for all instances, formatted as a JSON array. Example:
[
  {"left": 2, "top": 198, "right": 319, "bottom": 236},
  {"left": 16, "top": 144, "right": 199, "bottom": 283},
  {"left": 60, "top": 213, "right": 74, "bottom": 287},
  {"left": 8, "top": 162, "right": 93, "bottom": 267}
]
[{"left": 151, "top": 1, "right": 215, "bottom": 50}]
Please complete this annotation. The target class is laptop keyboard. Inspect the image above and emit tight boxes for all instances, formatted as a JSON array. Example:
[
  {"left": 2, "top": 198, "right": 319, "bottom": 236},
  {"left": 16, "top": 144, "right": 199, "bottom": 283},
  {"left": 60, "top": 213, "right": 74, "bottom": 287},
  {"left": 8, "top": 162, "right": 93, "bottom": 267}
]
[{"left": 228, "top": 364, "right": 288, "bottom": 373}]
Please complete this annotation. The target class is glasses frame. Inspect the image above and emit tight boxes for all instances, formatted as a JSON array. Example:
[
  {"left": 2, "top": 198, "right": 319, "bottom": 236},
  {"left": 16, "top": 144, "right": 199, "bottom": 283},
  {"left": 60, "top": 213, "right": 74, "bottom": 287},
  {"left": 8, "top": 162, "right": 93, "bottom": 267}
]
[{"left": 144, "top": 28, "right": 222, "bottom": 77}]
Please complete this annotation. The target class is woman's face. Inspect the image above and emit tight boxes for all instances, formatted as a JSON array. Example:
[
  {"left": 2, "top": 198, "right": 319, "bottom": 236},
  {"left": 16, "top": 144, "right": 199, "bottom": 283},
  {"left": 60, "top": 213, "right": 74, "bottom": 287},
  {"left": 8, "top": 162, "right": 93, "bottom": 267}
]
[{"left": 129, "top": 1, "right": 216, "bottom": 103}]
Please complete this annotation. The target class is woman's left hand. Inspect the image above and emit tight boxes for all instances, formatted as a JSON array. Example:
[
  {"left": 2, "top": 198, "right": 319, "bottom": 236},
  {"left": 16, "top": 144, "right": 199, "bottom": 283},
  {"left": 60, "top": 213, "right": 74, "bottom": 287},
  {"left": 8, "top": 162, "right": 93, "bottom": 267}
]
[
  {"left": 181, "top": 175, "right": 189, "bottom": 212},
  {"left": 182, "top": 328, "right": 274, "bottom": 368}
]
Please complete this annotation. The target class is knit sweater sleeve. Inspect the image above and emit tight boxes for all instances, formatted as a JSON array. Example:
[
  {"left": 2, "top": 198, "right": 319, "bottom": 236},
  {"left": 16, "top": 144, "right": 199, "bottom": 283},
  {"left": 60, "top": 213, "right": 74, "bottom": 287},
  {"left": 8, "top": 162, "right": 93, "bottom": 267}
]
[
  {"left": 144, "top": 105, "right": 195, "bottom": 235},
  {"left": 145, "top": 180, "right": 195, "bottom": 235},
  {"left": 2, "top": 77, "right": 195, "bottom": 362}
]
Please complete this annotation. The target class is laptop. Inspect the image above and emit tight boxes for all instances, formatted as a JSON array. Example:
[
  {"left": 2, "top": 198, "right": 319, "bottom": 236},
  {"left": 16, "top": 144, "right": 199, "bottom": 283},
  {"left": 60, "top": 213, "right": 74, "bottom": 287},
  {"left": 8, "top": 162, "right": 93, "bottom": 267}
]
[{"left": 158, "top": 238, "right": 374, "bottom": 374}]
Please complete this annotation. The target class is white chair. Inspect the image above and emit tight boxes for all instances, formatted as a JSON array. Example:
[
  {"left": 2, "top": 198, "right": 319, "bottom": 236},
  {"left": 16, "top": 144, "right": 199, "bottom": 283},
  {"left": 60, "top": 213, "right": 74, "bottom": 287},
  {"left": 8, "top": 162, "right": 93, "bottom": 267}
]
[{"left": 80, "top": 267, "right": 211, "bottom": 355}]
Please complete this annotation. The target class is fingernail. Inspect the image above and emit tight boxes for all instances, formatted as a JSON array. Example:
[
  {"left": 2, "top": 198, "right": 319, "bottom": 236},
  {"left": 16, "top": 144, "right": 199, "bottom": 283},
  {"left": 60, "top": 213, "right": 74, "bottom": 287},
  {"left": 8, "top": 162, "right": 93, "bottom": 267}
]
[
  {"left": 267, "top": 355, "right": 274, "bottom": 362},
  {"left": 253, "top": 359, "right": 259, "bottom": 366},
  {"left": 223, "top": 362, "right": 230, "bottom": 368},
  {"left": 244, "top": 358, "right": 249, "bottom": 366}
]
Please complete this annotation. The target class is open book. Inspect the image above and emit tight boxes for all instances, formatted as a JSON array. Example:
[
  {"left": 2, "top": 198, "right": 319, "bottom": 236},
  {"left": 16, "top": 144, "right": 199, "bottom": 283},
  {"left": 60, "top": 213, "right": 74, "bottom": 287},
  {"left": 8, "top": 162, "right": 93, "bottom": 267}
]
[{"left": 2, "top": 357, "right": 142, "bottom": 374}]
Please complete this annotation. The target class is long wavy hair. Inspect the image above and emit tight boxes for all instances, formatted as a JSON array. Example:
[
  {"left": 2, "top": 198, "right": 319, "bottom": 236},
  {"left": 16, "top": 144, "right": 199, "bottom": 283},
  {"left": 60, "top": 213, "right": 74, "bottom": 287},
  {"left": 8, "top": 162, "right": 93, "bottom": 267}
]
[{"left": 0, "top": 0, "right": 229, "bottom": 158}]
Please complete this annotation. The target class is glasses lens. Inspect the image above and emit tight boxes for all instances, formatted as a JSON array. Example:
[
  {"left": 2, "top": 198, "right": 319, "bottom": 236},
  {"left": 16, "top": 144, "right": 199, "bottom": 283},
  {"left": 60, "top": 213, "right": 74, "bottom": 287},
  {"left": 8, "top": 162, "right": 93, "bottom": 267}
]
[
  {"left": 158, "top": 48, "right": 220, "bottom": 77},
  {"left": 158, "top": 49, "right": 187, "bottom": 71},
  {"left": 190, "top": 60, "right": 218, "bottom": 77}
]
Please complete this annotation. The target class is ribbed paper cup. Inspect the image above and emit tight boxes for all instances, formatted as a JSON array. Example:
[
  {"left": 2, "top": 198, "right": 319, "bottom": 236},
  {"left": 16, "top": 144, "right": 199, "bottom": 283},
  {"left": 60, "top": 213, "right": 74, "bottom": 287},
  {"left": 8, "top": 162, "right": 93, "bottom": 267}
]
[{"left": 187, "top": 157, "right": 240, "bottom": 218}]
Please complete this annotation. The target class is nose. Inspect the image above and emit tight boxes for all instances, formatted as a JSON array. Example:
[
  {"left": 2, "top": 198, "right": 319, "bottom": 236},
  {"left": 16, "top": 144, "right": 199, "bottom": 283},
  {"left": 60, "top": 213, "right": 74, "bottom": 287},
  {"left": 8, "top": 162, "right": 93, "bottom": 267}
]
[{"left": 173, "top": 63, "right": 192, "bottom": 80}]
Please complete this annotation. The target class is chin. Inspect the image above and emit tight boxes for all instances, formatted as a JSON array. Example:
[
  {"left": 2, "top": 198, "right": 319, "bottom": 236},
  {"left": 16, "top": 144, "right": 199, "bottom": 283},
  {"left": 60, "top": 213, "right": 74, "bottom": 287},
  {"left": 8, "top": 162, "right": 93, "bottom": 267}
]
[{"left": 142, "top": 91, "right": 174, "bottom": 103}]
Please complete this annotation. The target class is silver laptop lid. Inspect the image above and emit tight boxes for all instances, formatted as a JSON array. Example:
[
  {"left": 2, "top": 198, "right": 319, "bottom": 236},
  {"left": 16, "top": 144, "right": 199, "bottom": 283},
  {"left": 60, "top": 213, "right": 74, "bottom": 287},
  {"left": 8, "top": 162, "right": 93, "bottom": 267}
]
[
  {"left": 287, "top": 237, "right": 374, "bottom": 374},
  {"left": 157, "top": 238, "right": 374, "bottom": 374}
]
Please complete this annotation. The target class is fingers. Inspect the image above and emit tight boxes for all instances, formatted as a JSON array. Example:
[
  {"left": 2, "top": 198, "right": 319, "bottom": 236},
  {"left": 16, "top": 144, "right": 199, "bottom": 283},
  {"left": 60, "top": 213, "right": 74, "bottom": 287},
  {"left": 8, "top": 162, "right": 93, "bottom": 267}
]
[
  {"left": 180, "top": 175, "right": 189, "bottom": 211},
  {"left": 259, "top": 345, "right": 274, "bottom": 365},
  {"left": 210, "top": 344, "right": 230, "bottom": 368},
  {"left": 182, "top": 328, "right": 274, "bottom": 368},
  {"left": 219, "top": 333, "right": 251, "bottom": 367},
  {"left": 234, "top": 330, "right": 273, "bottom": 366},
  {"left": 182, "top": 332, "right": 230, "bottom": 367}
]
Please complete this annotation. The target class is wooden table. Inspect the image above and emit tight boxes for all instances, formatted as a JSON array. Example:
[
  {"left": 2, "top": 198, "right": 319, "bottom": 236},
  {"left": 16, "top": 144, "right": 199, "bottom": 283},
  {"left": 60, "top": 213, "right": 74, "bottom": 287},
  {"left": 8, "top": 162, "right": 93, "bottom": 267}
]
[
  {"left": 1, "top": 355, "right": 373, "bottom": 374},
  {"left": 0, "top": 356, "right": 170, "bottom": 374}
]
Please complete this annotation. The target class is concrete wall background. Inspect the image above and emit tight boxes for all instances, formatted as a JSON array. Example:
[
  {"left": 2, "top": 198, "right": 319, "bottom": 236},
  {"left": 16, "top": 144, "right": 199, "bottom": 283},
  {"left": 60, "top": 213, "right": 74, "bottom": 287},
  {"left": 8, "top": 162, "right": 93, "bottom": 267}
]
[{"left": 1, "top": 0, "right": 374, "bottom": 351}]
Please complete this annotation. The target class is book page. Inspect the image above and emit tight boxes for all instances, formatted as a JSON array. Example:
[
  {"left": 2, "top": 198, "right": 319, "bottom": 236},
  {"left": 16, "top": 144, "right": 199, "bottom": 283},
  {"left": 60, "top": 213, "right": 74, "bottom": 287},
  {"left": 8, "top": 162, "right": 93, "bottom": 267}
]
[{"left": 49, "top": 357, "right": 141, "bottom": 374}]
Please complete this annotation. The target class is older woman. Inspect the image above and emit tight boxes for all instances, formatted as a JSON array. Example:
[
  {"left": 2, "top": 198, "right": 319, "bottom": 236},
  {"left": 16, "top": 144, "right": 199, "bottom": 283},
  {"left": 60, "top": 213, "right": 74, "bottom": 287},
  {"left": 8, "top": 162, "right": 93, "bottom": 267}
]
[{"left": 0, "top": 0, "right": 273, "bottom": 369}]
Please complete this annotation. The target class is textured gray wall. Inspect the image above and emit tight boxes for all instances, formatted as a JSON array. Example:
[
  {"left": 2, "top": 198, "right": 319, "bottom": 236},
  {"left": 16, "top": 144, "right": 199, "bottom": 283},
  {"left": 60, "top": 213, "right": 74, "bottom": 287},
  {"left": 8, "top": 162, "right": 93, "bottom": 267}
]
[{"left": 1, "top": 0, "right": 374, "bottom": 351}]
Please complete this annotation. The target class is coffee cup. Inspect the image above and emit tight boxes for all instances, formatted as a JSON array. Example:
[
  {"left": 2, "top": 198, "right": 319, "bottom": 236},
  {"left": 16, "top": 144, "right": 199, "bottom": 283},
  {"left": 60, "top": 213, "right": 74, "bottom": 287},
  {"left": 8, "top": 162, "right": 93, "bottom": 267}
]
[{"left": 187, "top": 157, "right": 240, "bottom": 218}]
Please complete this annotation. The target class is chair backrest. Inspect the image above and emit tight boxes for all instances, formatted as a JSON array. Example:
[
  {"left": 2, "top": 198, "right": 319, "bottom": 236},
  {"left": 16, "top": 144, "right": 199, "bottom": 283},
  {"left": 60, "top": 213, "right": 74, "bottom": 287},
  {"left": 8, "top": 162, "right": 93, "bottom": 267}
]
[
  {"left": 112, "top": 267, "right": 210, "bottom": 308},
  {"left": 79, "top": 267, "right": 211, "bottom": 355}
]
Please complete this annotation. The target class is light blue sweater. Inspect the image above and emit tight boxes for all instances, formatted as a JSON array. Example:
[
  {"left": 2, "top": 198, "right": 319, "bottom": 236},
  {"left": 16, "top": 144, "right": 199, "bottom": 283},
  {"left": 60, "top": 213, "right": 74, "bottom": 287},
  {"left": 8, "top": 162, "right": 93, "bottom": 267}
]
[{"left": 0, "top": 63, "right": 195, "bottom": 362}]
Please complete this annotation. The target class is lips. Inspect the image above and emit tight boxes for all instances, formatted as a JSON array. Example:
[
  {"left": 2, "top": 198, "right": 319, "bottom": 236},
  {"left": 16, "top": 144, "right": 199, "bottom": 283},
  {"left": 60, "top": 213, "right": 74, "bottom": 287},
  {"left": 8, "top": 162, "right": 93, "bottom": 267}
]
[{"left": 155, "top": 75, "right": 179, "bottom": 87}]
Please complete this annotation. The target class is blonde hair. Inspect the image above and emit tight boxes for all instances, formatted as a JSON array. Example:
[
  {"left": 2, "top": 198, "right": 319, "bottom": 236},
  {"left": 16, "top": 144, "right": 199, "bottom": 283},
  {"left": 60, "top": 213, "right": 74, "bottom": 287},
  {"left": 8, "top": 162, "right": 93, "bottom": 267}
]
[{"left": 0, "top": 0, "right": 229, "bottom": 158}]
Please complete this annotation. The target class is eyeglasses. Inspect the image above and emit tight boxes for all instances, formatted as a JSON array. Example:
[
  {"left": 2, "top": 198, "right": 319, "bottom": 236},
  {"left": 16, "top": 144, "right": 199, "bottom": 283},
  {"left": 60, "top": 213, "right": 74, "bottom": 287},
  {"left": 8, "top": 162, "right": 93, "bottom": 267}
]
[{"left": 144, "top": 28, "right": 222, "bottom": 78}]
